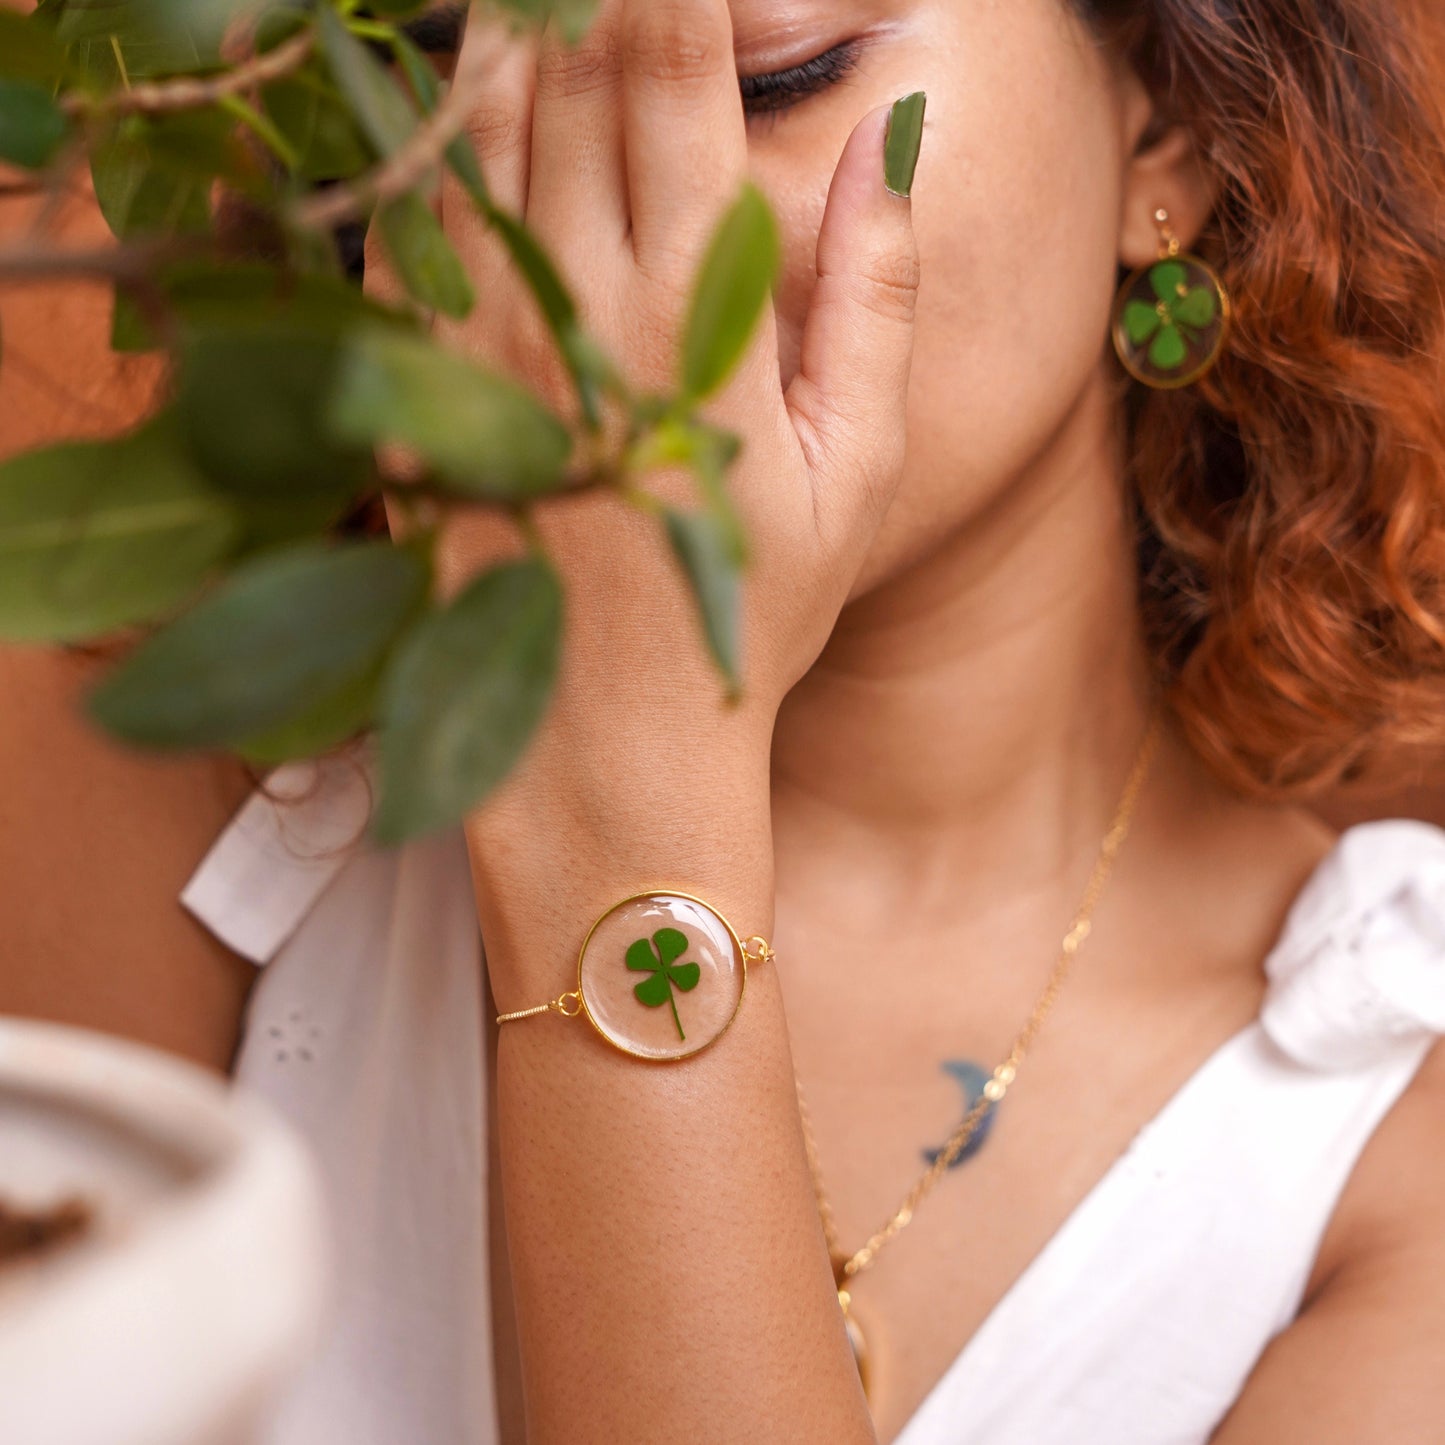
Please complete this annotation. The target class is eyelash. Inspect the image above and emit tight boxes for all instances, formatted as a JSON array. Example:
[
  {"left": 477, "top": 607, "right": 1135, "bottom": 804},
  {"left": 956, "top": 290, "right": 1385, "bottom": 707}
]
[{"left": 739, "top": 40, "right": 865, "bottom": 121}]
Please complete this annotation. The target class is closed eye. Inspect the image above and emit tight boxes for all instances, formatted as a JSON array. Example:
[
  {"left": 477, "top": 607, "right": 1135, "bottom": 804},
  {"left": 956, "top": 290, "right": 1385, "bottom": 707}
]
[
  {"left": 403, "top": 11, "right": 865, "bottom": 126},
  {"left": 739, "top": 40, "right": 866, "bottom": 123}
]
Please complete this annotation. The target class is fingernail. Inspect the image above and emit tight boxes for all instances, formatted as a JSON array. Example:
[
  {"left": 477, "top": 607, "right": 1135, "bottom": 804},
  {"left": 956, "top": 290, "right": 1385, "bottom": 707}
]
[{"left": 883, "top": 91, "right": 926, "bottom": 199}]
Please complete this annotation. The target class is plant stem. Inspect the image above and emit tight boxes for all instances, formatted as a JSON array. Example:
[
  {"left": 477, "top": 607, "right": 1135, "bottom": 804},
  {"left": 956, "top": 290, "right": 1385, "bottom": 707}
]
[
  {"left": 669, "top": 991, "right": 685, "bottom": 1041},
  {"left": 62, "top": 28, "right": 316, "bottom": 119},
  {"left": 289, "top": 1, "right": 489, "bottom": 231},
  {"left": 343, "top": 17, "right": 397, "bottom": 43}
]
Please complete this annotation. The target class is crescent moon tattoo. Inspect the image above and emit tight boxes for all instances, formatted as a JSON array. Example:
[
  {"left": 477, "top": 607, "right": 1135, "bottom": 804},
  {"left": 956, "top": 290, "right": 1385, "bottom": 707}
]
[{"left": 921, "top": 1059, "right": 999, "bottom": 1169}]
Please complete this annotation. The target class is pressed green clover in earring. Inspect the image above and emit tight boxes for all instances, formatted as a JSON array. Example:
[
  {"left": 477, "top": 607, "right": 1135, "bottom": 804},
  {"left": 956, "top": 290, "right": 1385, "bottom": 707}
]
[{"left": 1111, "top": 207, "right": 1231, "bottom": 389}]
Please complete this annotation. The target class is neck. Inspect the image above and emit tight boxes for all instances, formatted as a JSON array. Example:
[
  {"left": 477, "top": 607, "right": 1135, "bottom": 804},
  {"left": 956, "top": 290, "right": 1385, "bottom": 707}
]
[{"left": 770, "top": 376, "right": 1166, "bottom": 925}]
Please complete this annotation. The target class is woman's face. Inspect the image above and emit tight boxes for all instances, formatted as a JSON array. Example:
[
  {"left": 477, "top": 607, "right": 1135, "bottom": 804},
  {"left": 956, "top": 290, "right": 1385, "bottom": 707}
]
[{"left": 737, "top": 0, "right": 1156, "bottom": 598}]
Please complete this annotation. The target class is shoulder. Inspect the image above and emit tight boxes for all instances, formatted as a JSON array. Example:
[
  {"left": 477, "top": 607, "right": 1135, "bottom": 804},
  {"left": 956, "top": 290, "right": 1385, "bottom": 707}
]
[
  {"left": 1284, "top": 817, "right": 1445, "bottom": 1299},
  {"left": 1210, "top": 1027, "right": 1445, "bottom": 1441},
  {"left": 1208, "top": 820, "right": 1445, "bottom": 1441},
  {"left": 0, "top": 643, "right": 258, "bottom": 1070},
  {"left": 1258, "top": 816, "right": 1445, "bottom": 1070},
  {"left": 1309, "top": 1027, "right": 1445, "bottom": 1298}
]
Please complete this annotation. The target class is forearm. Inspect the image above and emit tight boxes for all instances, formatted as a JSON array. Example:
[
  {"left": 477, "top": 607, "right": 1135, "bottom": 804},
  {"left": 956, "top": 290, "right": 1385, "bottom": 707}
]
[{"left": 465, "top": 724, "right": 875, "bottom": 1445}]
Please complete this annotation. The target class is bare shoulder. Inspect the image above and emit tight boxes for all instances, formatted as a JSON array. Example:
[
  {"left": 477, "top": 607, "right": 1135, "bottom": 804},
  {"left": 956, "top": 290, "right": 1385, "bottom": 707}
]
[
  {"left": 1208, "top": 1036, "right": 1445, "bottom": 1443},
  {"left": 1311, "top": 1033, "right": 1445, "bottom": 1296},
  {"left": 0, "top": 643, "right": 259, "bottom": 1072},
  {"left": 1272, "top": 805, "right": 1444, "bottom": 1303}
]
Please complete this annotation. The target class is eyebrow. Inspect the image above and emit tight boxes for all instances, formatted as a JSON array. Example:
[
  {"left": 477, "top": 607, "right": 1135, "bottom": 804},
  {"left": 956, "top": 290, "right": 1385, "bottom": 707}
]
[{"left": 401, "top": 3, "right": 467, "bottom": 53}]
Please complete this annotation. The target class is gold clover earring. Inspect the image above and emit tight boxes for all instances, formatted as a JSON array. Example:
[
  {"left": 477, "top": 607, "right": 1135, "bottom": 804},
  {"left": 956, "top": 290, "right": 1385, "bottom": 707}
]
[{"left": 1111, "top": 206, "right": 1231, "bottom": 389}]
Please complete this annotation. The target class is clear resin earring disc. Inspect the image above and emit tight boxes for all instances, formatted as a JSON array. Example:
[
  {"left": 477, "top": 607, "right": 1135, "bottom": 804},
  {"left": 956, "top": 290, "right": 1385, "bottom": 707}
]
[
  {"left": 1111, "top": 252, "right": 1231, "bottom": 389},
  {"left": 576, "top": 891, "right": 749, "bottom": 1060}
]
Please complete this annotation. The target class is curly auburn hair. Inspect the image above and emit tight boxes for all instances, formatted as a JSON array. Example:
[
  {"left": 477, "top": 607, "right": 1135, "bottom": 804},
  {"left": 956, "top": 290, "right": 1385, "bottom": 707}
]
[{"left": 1076, "top": 0, "right": 1445, "bottom": 797}]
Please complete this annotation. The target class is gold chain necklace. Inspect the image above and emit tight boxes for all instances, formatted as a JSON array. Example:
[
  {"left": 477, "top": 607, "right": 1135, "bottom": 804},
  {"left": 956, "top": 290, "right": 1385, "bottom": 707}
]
[{"left": 791, "top": 707, "right": 1163, "bottom": 1401}]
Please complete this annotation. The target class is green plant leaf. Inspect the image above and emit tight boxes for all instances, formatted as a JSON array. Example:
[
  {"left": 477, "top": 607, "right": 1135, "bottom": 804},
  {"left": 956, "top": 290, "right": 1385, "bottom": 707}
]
[
  {"left": 0, "top": 9, "right": 71, "bottom": 84},
  {"left": 164, "top": 269, "right": 417, "bottom": 509},
  {"left": 222, "top": 492, "right": 359, "bottom": 555},
  {"left": 233, "top": 647, "right": 389, "bottom": 765},
  {"left": 261, "top": 69, "right": 374, "bottom": 182},
  {"left": 662, "top": 504, "right": 742, "bottom": 700},
  {"left": 495, "top": 0, "right": 600, "bottom": 45},
  {"left": 1121, "top": 299, "right": 1161, "bottom": 347},
  {"left": 0, "top": 79, "right": 68, "bottom": 168},
  {"left": 90, "top": 110, "right": 240, "bottom": 239},
  {"left": 43, "top": 0, "right": 235, "bottom": 84},
  {"left": 383, "top": 41, "right": 614, "bottom": 429},
  {"left": 622, "top": 412, "right": 747, "bottom": 565},
  {"left": 0, "top": 415, "right": 239, "bottom": 643},
  {"left": 370, "top": 556, "right": 563, "bottom": 843},
  {"left": 376, "top": 191, "right": 475, "bottom": 318},
  {"left": 674, "top": 418, "right": 747, "bottom": 566},
  {"left": 1148, "top": 323, "right": 1188, "bottom": 371},
  {"left": 327, "top": 329, "right": 574, "bottom": 499},
  {"left": 110, "top": 289, "right": 157, "bottom": 353},
  {"left": 85, "top": 539, "right": 431, "bottom": 749},
  {"left": 175, "top": 322, "right": 374, "bottom": 502},
  {"left": 316, "top": 3, "right": 417, "bottom": 156},
  {"left": 487, "top": 206, "right": 625, "bottom": 430},
  {"left": 1172, "top": 284, "right": 1218, "bottom": 329},
  {"left": 391, "top": 32, "right": 491, "bottom": 207},
  {"left": 162, "top": 262, "right": 416, "bottom": 330},
  {"left": 679, "top": 180, "right": 780, "bottom": 403},
  {"left": 1148, "top": 260, "right": 1188, "bottom": 305}
]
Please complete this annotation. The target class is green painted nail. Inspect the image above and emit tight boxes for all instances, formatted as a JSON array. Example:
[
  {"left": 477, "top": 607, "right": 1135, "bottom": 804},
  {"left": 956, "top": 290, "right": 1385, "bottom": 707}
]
[{"left": 883, "top": 91, "right": 926, "bottom": 198}]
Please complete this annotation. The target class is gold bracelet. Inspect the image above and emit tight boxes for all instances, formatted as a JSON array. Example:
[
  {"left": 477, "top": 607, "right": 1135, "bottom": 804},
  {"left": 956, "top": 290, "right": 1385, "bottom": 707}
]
[{"left": 495, "top": 889, "right": 776, "bottom": 1061}]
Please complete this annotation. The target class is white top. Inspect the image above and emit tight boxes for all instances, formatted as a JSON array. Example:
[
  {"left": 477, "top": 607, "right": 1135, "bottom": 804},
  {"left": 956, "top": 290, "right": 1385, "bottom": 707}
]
[{"left": 179, "top": 745, "right": 1445, "bottom": 1445}]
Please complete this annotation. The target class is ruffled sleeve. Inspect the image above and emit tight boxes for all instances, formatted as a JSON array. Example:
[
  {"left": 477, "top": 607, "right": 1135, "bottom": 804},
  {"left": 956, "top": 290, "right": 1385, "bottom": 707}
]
[{"left": 1260, "top": 819, "right": 1445, "bottom": 1071}]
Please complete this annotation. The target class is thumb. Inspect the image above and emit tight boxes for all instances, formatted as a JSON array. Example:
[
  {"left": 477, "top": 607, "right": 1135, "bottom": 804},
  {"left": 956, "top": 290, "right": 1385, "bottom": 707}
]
[{"left": 783, "top": 91, "right": 926, "bottom": 550}]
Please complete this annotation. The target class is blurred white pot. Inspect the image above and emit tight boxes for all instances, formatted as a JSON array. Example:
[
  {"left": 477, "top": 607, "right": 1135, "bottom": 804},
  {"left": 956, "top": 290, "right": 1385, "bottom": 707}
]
[{"left": 0, "top": 1017, "right": 331, "bottom": 1445}]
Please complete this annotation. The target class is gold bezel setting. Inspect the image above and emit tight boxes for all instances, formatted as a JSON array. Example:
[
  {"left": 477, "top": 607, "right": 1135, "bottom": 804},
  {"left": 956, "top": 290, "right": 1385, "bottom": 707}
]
[{"left": 1110, "top": 248, "right": 1232, "bottom": 390}]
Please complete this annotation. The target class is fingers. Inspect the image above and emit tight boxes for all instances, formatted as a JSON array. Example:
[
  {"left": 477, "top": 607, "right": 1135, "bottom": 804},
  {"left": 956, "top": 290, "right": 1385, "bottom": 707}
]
[
  {"left": 783, "top": 97, "right": 925, "bottom": 554},
  {"left": 619, "top": 0, "right": 747, "bottom": 276},
  {"left": 453, "top": 2, "right": 538, "bottom": 217},
  {"left": 440, "top": 1, "right": 541, "bottom": 366},
  {"left": 525, "top": 0, "right": 628, "bottom": 247}
]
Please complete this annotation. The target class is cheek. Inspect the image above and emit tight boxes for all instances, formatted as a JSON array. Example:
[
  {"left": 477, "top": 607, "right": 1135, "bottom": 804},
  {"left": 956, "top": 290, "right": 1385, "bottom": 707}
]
[
  {"left": 909, "top": 4, "right": 1125, "bottom": 484},
  {"left": 755, "top": 0, "right": 1129, "bottom": 571}
]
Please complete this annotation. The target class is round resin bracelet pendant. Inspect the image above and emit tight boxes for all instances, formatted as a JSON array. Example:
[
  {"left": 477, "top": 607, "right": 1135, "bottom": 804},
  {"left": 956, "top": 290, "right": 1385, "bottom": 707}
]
[{"left": 576, "top": 891, "right": 751, "bottom": 1061}]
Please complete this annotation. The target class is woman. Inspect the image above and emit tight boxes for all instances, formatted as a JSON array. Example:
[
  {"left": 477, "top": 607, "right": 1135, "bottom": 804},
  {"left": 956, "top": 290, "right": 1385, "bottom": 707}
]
[{"left": 5, "top": 0, "right": 1445, "bottom": 1441}]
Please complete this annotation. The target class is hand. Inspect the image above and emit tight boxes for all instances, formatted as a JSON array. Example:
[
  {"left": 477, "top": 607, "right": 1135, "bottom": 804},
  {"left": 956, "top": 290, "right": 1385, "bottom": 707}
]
[
  {"left": 392, "top": 0, "right": 922, "bottom": 725},
  {"left": 366, "top": 0, "right": 924, "bottom": 989}
]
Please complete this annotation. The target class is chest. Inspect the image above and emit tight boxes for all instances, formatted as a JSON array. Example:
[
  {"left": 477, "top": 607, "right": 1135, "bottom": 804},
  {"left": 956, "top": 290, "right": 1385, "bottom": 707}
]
[
  {"left": 782, "top": 979, "right": 1269, "bottom": 1442},
  {"left": 482, "top": 960, "right": 1264, "bottom": 1445}
]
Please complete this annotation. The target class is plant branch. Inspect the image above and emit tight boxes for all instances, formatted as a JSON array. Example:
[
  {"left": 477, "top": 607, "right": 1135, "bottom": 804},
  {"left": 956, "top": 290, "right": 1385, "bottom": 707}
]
[
  {"left": 60, "top": 28, "right": 316, "bottom": 119},
  {"left": 0, "top": 236, "right": 206, "bottom": 284},
  {"left": 288, "top": 3, "right": 488, "bottom": 231}
]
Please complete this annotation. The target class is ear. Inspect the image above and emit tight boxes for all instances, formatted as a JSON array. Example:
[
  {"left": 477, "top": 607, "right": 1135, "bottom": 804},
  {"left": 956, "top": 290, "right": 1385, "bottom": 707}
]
[{"left": 1116, "top": 70, "right": 1220, "bottom": 267}]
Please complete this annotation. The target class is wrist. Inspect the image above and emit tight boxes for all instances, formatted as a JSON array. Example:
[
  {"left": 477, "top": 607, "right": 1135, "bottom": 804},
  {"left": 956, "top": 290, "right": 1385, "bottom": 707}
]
[{"left": 462, "top": 723, "right": 776, "bottom": 1012}]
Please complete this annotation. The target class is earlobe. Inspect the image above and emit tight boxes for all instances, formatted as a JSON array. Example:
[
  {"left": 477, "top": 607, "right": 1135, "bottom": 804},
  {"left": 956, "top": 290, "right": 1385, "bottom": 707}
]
[{"left": 1119, "top": 121, "right": 1220, "bottom": 268}]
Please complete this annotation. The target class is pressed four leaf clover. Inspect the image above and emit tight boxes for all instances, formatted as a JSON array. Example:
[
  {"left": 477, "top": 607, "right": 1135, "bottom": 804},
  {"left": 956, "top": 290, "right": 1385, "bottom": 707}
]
[
  {"left": 626, "top": 926, "right": 702, "bottom": 1041},
  {"left": 1120, "top": 259, "right": 1219, "bottom": 371}
]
